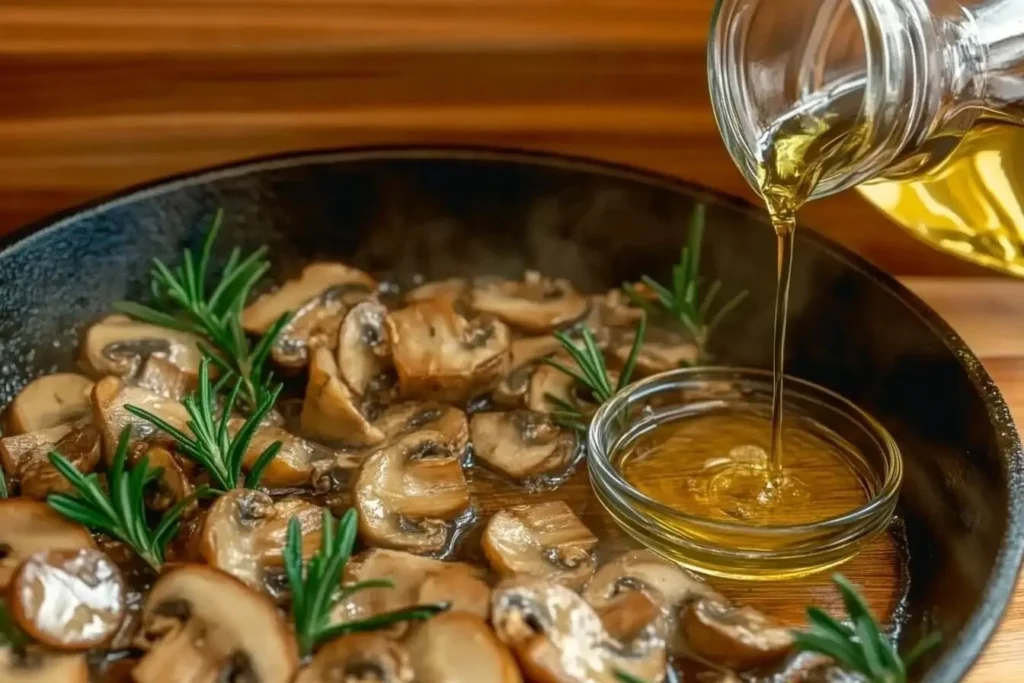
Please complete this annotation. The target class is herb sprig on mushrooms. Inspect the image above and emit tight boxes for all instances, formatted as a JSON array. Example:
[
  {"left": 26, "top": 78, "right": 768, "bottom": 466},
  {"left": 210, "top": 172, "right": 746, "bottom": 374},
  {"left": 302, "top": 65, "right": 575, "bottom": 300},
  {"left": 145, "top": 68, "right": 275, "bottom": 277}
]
[
  {"left": 285, "top": 508, "right": 449, "bottom": 656},
  {"left": 126, "top": 359, "right": 282, "bottom": 492},
  {"left": 115, "top": 209, "right": 291, "bottom": 413},
  {"left": 0, "top": 467, "right": 7, "bottom": 498},
  {"left": 795, "top": 574, "right": 941, "bottom": 683},
  {"left": 623, "top": 204, "right": 747, "bottom": 351},
  {"left": 46, "top": 427, "right": 207, "bottom": 571}
]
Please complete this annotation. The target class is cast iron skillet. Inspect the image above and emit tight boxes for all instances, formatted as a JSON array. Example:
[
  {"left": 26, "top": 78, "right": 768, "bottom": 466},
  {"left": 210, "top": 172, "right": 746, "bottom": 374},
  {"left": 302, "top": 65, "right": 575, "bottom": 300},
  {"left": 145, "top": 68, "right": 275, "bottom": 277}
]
[{"left": 0, "top": 147, "right": 1021, "bottom": 682}]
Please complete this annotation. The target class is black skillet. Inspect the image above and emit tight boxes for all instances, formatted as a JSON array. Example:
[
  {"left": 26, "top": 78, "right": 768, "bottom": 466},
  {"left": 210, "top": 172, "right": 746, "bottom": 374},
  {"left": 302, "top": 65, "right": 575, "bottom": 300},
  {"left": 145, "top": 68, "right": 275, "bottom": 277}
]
[{"left": 0, "top": 147, "right": 1020, "bottom": 682}]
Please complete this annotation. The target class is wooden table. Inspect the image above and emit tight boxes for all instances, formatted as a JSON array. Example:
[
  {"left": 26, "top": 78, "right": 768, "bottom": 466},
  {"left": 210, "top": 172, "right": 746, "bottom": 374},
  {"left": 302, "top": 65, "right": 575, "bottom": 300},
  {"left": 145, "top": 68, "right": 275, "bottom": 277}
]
[{"left": 905, "top": 278, "right": 1024, "bottom": 682}]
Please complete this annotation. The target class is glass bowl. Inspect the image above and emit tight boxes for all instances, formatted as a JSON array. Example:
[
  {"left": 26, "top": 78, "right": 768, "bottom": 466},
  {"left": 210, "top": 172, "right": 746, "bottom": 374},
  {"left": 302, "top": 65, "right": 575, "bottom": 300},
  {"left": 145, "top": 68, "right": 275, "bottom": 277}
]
[{"left": 587, "top": 366, "right": 902, "bottom": 580}]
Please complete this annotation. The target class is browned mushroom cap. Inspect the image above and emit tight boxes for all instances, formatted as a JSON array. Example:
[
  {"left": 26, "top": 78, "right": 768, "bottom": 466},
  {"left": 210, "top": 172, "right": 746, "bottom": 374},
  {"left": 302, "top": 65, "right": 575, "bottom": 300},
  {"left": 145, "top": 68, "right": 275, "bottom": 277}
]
[
  {"left": 332, "top": 549, "right": 489, "bottom": 628},
  {"left": 470, "top": 411, "right": 578, "bottom": 480},
  {"left": 355, "top": 431, "right": 471, "bottom": 554},
  {"left": 198, "top": 489, "right": 322, "bottom": 593},
  {"left": 9, "top": 548, "right": 125, "bottom": 650},
  {"left": 407, "top": 612, "right": 522, "bottom": 683},
  {"left": 133, "top": 565, "right": 298, "bottom": 683},
  {"left": 0, "top": 423, "right": 79, "bottom": 482},
  {"left": 241, "top": 263, "right": 377, "bottom": 369},
  {"left": 493, "top": 337, "right": 563, "bottom": 407},
  {"left": 337, "top": 300, "right": 393, "bottom": 397},
  {"left": 18, "top": 425, "right": 102, "bottom": 501},
  {"left": 90, "top": 377, "right": 190, "bottom": 462},
  {"left": 80, "top": 314, "right": 204, "bottom": 379},
  {"left": 6, "top": 374, "right": 93, "bottom": 436},
  {"left": 387, "top": 300, "right": 510, "bottom": 402},
  {"left": 584, "top": 550, "right": 723, "bottom": 612},
  {"left": 482, "top": 501, "right": 597, "bottom": 590},
  {"left": 231, "top": 419, "right": 341, "bottom": 488},
  {"left": 0, "top": 649, "right": 89, "bottom": 683},
  {"left": 143, "top": 446, "right": 196, "bottom": 517},
  {"left": 491, "top": 577, "right": 667, "bottom": 683},
  {"left": 373, "top": 402, "right": 469, "bottom": 457},
  {"left": 136, "top": 356, "right": 195, "bottom": 401},
  {"left": 470, "top": 272, "right": 589, "bottom": 334},
  {"left": 301, "top": 346, "right": 385, "bottom": 446},
  {"left": 680, "top": 598, "right": 794, "bottom": 670},
  {"left": 404, "top": 277, "right": 467, "bottom": 306},
  {"left": 293, "top": 633, "right": 413, "bottom": 683},
  {"left": 0, "top": 500, "right": 95, "bottom": 589}
]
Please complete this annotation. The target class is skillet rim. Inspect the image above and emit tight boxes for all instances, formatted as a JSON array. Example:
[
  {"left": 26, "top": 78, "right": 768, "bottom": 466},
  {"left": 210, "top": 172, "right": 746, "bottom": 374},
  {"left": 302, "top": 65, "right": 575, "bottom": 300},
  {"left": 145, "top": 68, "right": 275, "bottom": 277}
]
[{"left": 1, "top": 144, "right": 1021, "bottom": 682}]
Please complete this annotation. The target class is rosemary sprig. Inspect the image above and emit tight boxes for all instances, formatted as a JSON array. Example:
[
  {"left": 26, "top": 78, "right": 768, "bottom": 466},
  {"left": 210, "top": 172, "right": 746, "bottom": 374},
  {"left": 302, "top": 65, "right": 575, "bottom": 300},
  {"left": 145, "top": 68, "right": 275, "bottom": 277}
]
[
  {"left": 46, "top": 427, "right": 206, "bottom": 571},
  {"left": 623, "top": 204, "right": 747, "bottom": 349},
  {"left": 0, "top": 600, "right": 30, "bottom": 649},
  {"left": 795, "top": 573, "right": 941, "bottom": 683},
  {"left": 615, "top": 673, "right": 648, "bottom": 683},
  {"left": 0, "top": 466, "right": 7, "bottom": 498},
  {"left": 114, "top": 209, "right": 290, "bottom": 413},
  {"left": 285, "top": 508, "right": 449, "bottom": 656},
  {"left": 125, "top": 358, "right": 282, "bottom": 492}
]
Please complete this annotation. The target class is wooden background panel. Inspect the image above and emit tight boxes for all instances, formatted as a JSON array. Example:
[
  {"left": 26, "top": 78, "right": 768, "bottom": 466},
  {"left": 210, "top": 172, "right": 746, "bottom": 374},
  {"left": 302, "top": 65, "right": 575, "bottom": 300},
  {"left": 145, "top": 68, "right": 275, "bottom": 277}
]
[{"left": 0, "top": 0, "right": 992, "bottom": 276}]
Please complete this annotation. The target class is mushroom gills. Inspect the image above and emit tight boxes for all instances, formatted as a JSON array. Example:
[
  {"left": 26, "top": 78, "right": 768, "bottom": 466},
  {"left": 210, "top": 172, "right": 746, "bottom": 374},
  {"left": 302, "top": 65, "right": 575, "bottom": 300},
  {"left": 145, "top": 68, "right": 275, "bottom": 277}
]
[
  {"left": 492, "top": 337, "right": 563, "bottom": 407},
  {"left": 80, "top": 315, "right": 204, "bottom": 379},
  {"left": 470, "top": 411, "right": 578, "bottom": 482},
  {"left": 337, "top": 299, "right": 394, "bottom": 398},
  {"left": 680, "top": 598, "right": 795, "bottom": 671},
  {"left": 301, "top": 346, "right": 385, "bottom": 446},
  {"left": 469, "top": 272, "right": 589, "bottom": 334},
  {"left": 373, "top": 401, "right": 469, "bottom": 457},
  {"left": 5, "top": 373, "right": 93, "bottom": 436}
]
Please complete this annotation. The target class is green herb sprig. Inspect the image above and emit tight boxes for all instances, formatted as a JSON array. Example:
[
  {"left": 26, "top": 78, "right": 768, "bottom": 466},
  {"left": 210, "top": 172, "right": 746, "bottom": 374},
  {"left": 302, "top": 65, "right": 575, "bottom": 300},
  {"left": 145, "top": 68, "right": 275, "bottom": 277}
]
[
  {"left": 0, "top": 600, "right": 30, "bottom": 649},
  {"left": 125, "top": 358, "right": 282, "bottom": 492},
  {"left": 0, "top": 467, "right": 7, "bottom": 498},
  {"left": 115, "top": 209, "right": 290, "bottom": 413},
  {"left": 285, "top": 508, "right": 449, "bottom": 656},
  {"left": 615, "top": 672, "right": 648, "bottom": 683},
  {"left": 46, "top": 427, "right": 207, "bottom": 571},
  {"left": 623, "top": 204, "right": 747, "bottom": 350},
  {"left": 795, "top": 574, "right": 941, "bottom": 683}
]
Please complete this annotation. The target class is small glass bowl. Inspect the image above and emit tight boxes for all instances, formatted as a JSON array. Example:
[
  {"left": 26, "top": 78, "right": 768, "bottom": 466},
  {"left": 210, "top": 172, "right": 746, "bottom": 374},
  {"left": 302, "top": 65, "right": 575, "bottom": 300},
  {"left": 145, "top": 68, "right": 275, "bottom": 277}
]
[{"left": 587, "top": 367, "right": 902, "bottom": 580}]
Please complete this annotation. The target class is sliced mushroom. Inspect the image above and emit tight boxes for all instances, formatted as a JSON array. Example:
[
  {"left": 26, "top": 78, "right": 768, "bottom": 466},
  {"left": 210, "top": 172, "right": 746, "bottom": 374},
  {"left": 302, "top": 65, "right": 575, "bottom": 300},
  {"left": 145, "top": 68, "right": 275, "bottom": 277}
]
[
  {"left": 470, "top": 271, "right": 589, "bottom": 334},
  {"left": 332, "top": 549, "right": 490, "bottom": 629},
  {"left": 525, "top": 352, "right": 610, "bottom": 417},
  {"left": 241, "top": 263, "right": 377, "bottom": 369},
  {"left": 584, "top": 550, "right": 723, "bottom": 612},
  {"left": 373, "top": 402, "right": 469, "bottom": 457},
  {"left": 355, "top": 431, "right": 471, "bottom": 554},
  {"left": 387, "top": 300, "right": 510, "bottom": 402},
  {"left": 608, "top": 326, "right": 699, "bottom": 377},
  {"left": 80, "top": 314, "right": 204, "bottom": 379},
  {"left": 133, "top": 565, "right": 298, "bottom": 683},
  {"left": 470, "top": 411, "right": 577, "bottom": 480},
  {"left": 491, "top": 577, "right": 667, "bottom": 683},
  {"left": 337, "top": 300, "right": 393, "bottom": 397},
  {"left": 482, "top": 501, "right": 597, "bottom": 590},
  {"left": 232, "top": 419, "right": 341, "bottom": 488},
  {"left": 293, "top": 633, "right": 412, "bottom": 683},
  {"left": 493, "top": 337, "right": 563, "bottom": 407},
  {"left": 407, "top": 612, "right": 522, "bottom": 683},
  {"left": 680, "top": 598, "right": 795, "bottom": 670},
  {"left": 301, "top": 346, "right": 385, "bottom": 446},
  {"left": 90, "top": 377, "right": 190, "bottom": 461},
  {"left": 404, "top": 277, "right": 467, "bottom": 306},
  {"left": 594, "top": 590, "right": 664, "bottom": 645},
  {"left": 0, "top": 649, "right": 89, "bottom": 683},
  {"left": 6, "top": 374, "right": 93, "bottom": 436},
  {"left": 0, "top": 500, "right": 95, "bottom": 589},
  {"left": 136, "top": 356, "right": 195, "bottom": 401},
  {"left": 0, "top": 422, "right": 79, "bottom": 484},
  {"left": 197, "top": 489, "right": 322, "bottom": 594},
  {"left": 19, "top": 425, "right": 102, "bottom": 501},
  {"left": 9, "top": 548, "right": 125, "bottom": 650},
  {"left": 142, "top": 446, "right": 196, "bottom": 517}
]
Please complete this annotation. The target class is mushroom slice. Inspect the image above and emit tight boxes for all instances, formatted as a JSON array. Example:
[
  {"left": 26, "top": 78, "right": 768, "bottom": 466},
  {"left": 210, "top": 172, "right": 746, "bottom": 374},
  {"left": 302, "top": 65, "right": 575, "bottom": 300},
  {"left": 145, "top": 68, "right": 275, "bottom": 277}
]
[
  {"left": 373, "top": 402, "right": 469, "bottom": 457},
  {"left": 388, "top": 300, "right": 511, "bottom": 402},
  {"left": 91, "top": 377, "right": 190, "bottom": 462},
  {"left": 143, "top": 446, "right": 196, "bottom": 517},
  {"left": 470, "top": 411, "right": 577, "bottom": 480},
  {"left": 609, "top": 326, "right": 699, "bottom": 377},
  {"left": 198, "top": 489, "right": 322, "bottom": 593},
  {"left": 470, "top": 271, "right": 589, "bottom": 334},
  {"left": 337, "top": 300, "right": 394, "bottom": 397},
  {"left": 491, "top": 577, "right": 667, "bottom": 683},
  {"left": 680, "top": 597, "right": 794, "bottom": 670},
  {"left": 332, "top": 549, "right": 490, "bottom": 628},
  {"left": 19, "top": 425, "right": 102, "bottom": 501},
  {"left": 0, "top": 422, "right": 79, "bottom": 484},
  {"left": 136, "top": 356, "right": 195, "bottom": 401},
  {"left": 232, "top": 420, "right": 340, "bottom": 488},
  {"left": 293, "top": 633, "right": 412, "bottom": 683},
  {"left": 242, "top": 263, "right": 377, "bottom": 369},
  {"left": 0, "top": 500, "right": 95, "bottom": 589},
  {"left": 482, "top": 501, "right": 597, "bottom": 590},
  {"left": 133, "top": 565, "right": 298, "bottom": 683},
  {"left": 301, "top": 346, "right": 385, "bottom": 446},
  {"left": 405, "top": 277, "right": 468, "bottom": 306},
  {"left": 525, "top": 352, "right": 611, "bottom": 417},
  {"left": 80, "top": 314, "right": 204, "bottom": 379},
  {"left": 407, "top": 612, "right": 522, "bottom": 683},
  {"left": 9, "top": 548, "right": 125, "bottom": 650},
  {"left": 584, "top": 550, "right": 723, "bottom": 612},
  {"left": 355, "top": 431, "right": 471, "bottom": 554},
  {"left": 493, "top": 337, "right": 563, "bottom": 407},
  {"left": 0, "top": 650, "right": 89, "bottom": 683},
  {"left": 6, "top": 373, "right": 93, "bottom": 436}
]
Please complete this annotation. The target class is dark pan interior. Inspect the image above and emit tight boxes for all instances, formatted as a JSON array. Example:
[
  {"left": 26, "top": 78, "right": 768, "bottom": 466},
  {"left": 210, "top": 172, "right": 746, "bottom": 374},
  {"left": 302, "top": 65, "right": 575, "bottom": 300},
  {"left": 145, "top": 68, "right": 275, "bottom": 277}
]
[{"left": 0, "top": 147, "right": 1020, "bottom": 682}]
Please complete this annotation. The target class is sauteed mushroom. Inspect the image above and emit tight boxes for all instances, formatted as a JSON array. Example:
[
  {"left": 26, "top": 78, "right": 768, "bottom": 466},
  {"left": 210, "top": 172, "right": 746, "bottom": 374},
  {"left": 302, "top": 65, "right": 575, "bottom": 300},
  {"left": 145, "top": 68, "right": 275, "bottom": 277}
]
[
  {"left": 142, "top": 446, "right": 196, "bottom": 517},
  {"left": 680, "top": 598, "right": 794, "bottom": 670},
  {"left": 355, "top": 431, "right": 471, "bottom": 554},
  {"left": 90, "top": 377, "right": 190, "bottom": 460},
  {"left": 407, "top": 612, "right": 522, "bottom": 683},
  {"left": 0, "top": 650, "right": 89, "bottom": 683},
  {"left": 388, "top": 300, "right": 510, "bottom": 402},
  {"left": 470, "top": 411, "right": 577, "bottom": 480},
  {"left": 6, "top": 374, "right": 93, "bottom": 436},
  {"left": 482, "top": 501, "right": 597, "bottom": 590},
  {"left": 136, "top": 357, "right": 195, "bottom": 401},
  {"left": 293, "top": 633, "right": 412, "bottom": 683},
  {"left": 493, "top": 337, "right": 563, "bottom": 407},
  {"left": 373, "top": 402, "right": 469, "bottom": 457},
  {"left": 0, "top": 422, "right": 80, "bottom": 480},
  {"left": 80, "top": 315, "right": 204, "bottom": 379},
  {"left": 18, "top": 425, "right": 102, "bottom": 501},
  {"left": 608, "top": 327, "right": 698, "bottom": 376},
  {"left": 301, "top": 346, "right": 384, "bottom": 446},
  {"left": 233, "top": 420, "right": 341, "bottom": 488},
  {"left": 337, "top": 300, "right": 393, "bottom": 397},
  {"left": 132, "top": 565, "right": 298, "bottom": 683},
  {"left": 470, "top": 272, "right": 588, "bottom": 333},
  {"left": 405, "top": 277, "right": 467, "bottom": 305},
  {"left": 584, "top": 550, "right": 723, "bottom": 612},
  {"left": 0, "top": 500, "right": 95, "bottom": 589}
]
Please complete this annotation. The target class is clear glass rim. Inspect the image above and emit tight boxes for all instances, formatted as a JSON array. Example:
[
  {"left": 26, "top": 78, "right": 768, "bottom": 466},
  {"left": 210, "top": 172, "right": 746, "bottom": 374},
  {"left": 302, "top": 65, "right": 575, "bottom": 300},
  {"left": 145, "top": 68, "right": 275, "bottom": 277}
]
[{"left": 587, "top": 366, "right": 903, "bottom": 536}]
